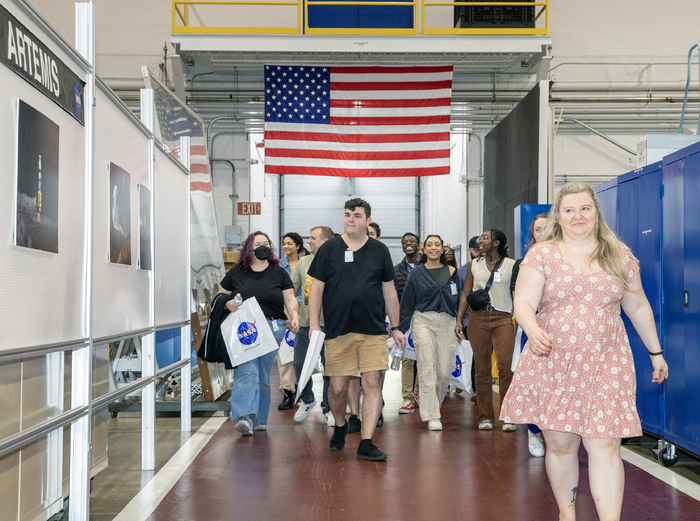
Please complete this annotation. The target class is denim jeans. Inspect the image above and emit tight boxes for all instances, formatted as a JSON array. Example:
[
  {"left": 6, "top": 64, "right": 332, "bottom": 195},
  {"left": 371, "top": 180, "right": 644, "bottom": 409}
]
[
  {"left": 231, "top": 318, "right": 286, "bottom": 426},
  {"left": 294, "top": 326, "right": 329, "bottom": 410}
]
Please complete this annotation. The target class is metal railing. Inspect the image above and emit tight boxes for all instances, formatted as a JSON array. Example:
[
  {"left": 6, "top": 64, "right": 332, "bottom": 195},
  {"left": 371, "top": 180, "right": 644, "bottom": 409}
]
[
  {"left": 423, "top": 0, "right": 548, "bottom": 35},
  {"left": 173, "top": 0, "right": 302, "bottom": 34},
  {"left": 172, "top": 0, "right": 549, "bottom": 35}
]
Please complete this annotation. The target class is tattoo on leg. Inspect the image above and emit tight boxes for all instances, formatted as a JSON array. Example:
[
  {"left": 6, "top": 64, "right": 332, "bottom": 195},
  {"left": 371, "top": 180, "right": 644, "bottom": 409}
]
[{"left": 568, "top": 486, "right": 577, "bottom": 508}]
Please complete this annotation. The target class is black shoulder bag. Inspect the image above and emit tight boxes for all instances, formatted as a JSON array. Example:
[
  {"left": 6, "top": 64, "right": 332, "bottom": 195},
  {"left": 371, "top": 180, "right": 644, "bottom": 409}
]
[{"left": 467, "top": 257, "right": 504, "bottom": 311}]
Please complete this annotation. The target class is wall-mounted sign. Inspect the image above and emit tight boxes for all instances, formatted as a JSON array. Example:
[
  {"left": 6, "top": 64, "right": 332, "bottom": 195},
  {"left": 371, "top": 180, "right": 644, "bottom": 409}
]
[
  {"left": 238, "top": 202, "right": 261, "bottom": 215},
  {"left": 0, "top": 5, "right": 85, "bottom": 125}
]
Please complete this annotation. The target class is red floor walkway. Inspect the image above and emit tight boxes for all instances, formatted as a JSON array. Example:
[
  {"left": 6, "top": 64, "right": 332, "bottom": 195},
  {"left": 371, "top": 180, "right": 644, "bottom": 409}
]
[{"left": 147, "top": 378, "right": 700, "bottom": 521}]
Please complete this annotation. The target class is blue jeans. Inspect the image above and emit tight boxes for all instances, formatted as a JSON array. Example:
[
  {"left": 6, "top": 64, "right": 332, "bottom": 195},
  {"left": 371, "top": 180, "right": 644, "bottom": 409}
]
[
  {"left": 231, "top": 318, "right": 286, "bottom": 426},
  {"left": 294, "top": 326, "right": 329, "bottom": 409}
]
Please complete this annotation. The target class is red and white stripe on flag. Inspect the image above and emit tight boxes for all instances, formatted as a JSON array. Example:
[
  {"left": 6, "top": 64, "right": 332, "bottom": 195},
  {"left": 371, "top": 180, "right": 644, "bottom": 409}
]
[{"left": 263, "top": 65, "right": 453, "bottom": 177}]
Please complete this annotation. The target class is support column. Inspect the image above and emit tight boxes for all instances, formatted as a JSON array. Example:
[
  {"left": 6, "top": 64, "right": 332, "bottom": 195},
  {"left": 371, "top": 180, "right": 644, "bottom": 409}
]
[
  {"left": 70, "top": 4, "right": 95, "bottom": 521},
  {"left": 179, "top": 135, "right": 192, "bottom": 433},
  {"left": 140, "top": 88, "right": 156, "bottom": 470}
]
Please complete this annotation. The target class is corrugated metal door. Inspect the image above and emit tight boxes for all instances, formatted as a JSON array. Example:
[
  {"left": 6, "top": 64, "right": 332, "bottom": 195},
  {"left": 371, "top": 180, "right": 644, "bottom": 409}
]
[{"left": 281, "top": 175, "right": 418, "bottom": 264}]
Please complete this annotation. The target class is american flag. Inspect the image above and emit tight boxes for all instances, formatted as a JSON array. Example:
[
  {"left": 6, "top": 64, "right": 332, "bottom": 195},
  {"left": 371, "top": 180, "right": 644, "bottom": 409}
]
[{"left": 263, "top": 65, "right": 453, "bottom": 177}]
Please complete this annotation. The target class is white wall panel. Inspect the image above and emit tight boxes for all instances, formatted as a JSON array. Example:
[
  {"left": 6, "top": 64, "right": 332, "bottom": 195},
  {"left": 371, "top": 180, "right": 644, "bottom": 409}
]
[
  {"left": 154, "top": 150, "right": 190, "bottom": 326},
  {"left": 0, "top": 70, "right": 87, "bottom": 352},
  {"left": 93, "top": 84, "right": 152, "bottom": 339}
]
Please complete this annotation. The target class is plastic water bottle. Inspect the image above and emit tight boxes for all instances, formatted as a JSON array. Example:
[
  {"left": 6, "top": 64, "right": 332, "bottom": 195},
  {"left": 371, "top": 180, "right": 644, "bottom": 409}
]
[
  {"left": 233, "top": 293, "right": 243, "bottom": 306},
  {"left": 388, "top": 337, "right": 404, "bottom": 371}
]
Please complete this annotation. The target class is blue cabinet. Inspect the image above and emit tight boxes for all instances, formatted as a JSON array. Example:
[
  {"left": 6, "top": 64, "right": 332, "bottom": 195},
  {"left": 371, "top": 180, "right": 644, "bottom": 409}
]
[
  {"left": 616, "top": 163, "right": 664, "bottom": 436},
  {"left": 663, "top": 142, "right": 700, "bottom": 455},
  {"left": 594, "top": 178, "right": 617, "bottom": 228}
]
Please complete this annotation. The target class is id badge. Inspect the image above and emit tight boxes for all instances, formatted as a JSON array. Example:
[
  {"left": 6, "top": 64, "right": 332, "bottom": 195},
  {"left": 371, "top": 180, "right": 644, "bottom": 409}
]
[
  {"left": 345, "top": 250, "right": 354, "bottom": 262},
  {"left": 493, "top": 271, "right": 501, "bottom": 283},
  {"left": 272, "top": 320, "right": 280, "bottom": 332},
  {"left": 450, "top": 283, "right": 458, "bottom": 295}
]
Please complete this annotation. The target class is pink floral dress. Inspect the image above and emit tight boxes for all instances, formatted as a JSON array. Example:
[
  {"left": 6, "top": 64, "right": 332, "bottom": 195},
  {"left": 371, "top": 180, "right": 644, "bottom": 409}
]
[{"left": 500, "top": 242, "right": 642, "bottom": 438}]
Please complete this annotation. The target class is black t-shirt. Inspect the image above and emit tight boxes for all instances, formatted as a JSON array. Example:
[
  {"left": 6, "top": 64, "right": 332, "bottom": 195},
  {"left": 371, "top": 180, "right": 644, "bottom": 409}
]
[
  {"left": 220, "top": 264, "right": 293, "bottom": 320},
  {"left": 308, "top": 236, "right": 395, "bottom": 340}
]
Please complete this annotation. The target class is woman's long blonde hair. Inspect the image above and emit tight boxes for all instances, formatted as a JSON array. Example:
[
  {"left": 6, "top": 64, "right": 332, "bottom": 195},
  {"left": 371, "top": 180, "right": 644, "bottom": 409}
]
[{"left": 539, "top": 182, "right": 630, "bottom": 289}]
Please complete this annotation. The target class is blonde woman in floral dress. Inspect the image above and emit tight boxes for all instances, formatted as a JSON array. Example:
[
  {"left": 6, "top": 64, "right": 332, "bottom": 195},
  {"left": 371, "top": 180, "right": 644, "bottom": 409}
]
[{"left": 500, "top": 182, "right": 669, "bottom": 521}]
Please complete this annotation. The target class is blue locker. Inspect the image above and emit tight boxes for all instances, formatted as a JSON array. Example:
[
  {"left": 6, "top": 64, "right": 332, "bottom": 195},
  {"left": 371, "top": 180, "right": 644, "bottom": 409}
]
[
  {"left": 513, "top": 203, "right": 551, "bottom": 258},
  {"left": 594, "top": 178, "right": 618, "bottom": 228},
  {"left": 618, "top": 163, "right": 664, "bottom": 435},
  {"left": 663, "top": 141, "right": 700, "bottom": 455}
]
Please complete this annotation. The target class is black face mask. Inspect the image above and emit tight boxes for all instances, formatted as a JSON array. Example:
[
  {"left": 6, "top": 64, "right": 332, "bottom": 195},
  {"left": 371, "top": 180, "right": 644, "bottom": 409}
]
[{"left": 254, "top": 245, "right": 271, "bottom": 260}]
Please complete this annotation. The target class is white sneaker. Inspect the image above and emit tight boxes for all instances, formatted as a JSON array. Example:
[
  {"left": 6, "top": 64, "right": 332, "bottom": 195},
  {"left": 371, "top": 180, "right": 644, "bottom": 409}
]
[
  {"left": 428, "top": 419, "right": 443, "bottom": 431},
  {"left": 294, "top": 400, "right": 316, "bottom": 422},
  {"left": 236, "top": 416, "right": 253, "bottom": 436},
  {"left": 502, "top": 423, "right": 517, "bottom": 432},
  {"left": 528, "top": 430, "right": 545, "bottom": 457},
  {"left": 324, "top": 410, "right": 335, "bottom": 427},
  {"left": 253, "top": 424, "right": 267, "bottom": 432},
  {"left": 478, "top": 420, "right": 493, "bottom": 431}
]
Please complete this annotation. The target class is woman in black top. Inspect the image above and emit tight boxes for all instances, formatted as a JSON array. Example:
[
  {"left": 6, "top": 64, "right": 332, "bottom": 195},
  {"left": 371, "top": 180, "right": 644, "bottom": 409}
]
[
  {"left": 399, "top": 235, "right": 459, "bottom": 431},
  {"left": 218, "top": 231, "right": 299, "bottom": 436}
]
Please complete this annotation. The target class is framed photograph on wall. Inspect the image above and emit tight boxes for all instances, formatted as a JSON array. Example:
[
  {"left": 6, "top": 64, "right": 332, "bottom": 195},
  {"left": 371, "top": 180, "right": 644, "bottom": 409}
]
[
  {"left": 15, "top": 99, "right": 60, "bottom": 253},
  {"left": 108, "top": 162, "right": 131, "bottom": 265},
  {"left": 138, "top": 184, "right": 151, "bottom": 270}
]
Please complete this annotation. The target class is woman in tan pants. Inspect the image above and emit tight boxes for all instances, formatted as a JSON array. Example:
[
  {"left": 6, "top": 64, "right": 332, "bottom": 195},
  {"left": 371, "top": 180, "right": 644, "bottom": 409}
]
[
  {"left": 456, "top": 229, "right": 516, "bottom": 431},
  {"left": 399, "top": 235, "right": 460, "bottom": 431}
]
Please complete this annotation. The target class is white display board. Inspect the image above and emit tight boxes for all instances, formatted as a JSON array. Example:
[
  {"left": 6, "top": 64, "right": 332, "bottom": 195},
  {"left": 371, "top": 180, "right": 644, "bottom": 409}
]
[
  {"left": 0, "top": 9, "right": 88, "bottom": 353},
  {"left": 92, "top": 83, "right": 152, "bottom": 340},
  {"left": 154, "top": 146, "right": 190, "bottom": 327}
]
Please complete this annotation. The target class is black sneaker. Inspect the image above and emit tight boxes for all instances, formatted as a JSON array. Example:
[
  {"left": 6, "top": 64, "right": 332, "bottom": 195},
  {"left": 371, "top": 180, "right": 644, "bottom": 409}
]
[
  {"left": 357, "top": 440, "right": 387, "bottom": 461},
  {"left": 376, "top": 413, "right": 384, "bottom": 429},
  {"left": 330, "top": 421, "right": 349, "bottom": 451},
  {"left": 348, "top": 414, "right": 362, "bottom": 434}
]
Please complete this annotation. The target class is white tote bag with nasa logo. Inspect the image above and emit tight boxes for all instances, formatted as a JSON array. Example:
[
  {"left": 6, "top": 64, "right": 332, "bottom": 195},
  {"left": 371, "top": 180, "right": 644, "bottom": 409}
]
[
  {"left": 278, "top": 330, "right": 296, "bottom": 365},
  {"left": 221, "top": 297, "right": 278, "bottom": 366}
]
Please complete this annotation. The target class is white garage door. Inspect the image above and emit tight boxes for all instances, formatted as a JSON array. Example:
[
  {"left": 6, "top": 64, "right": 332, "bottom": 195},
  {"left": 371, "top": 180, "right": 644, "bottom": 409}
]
[{"left": 281, "top": 175, "right": 419, "bottom": 265}]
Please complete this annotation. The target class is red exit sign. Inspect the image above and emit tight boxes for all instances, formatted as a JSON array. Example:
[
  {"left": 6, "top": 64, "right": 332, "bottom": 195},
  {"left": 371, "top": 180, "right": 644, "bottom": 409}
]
[{"left": 238, "top": 202, "right": 261, "bottom": 215}]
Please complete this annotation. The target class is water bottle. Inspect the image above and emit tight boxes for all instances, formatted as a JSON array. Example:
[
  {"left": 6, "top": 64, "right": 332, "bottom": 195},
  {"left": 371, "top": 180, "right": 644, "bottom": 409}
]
[
  {"left": 388, "top": 337, "right": 404, "bottom": 371},
  {"left": 233, "top": 293, "right": 243, "bottom": 306}
]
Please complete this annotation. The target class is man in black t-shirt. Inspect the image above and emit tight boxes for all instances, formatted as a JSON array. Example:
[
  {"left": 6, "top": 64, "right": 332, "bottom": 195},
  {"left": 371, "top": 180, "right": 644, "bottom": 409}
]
[{"left": 308, "top": 198, "right": 405, "bottom": 462}]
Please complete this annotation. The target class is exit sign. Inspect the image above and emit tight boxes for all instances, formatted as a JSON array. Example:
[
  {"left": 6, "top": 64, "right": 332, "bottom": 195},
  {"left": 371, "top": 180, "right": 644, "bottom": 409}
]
[{"left": 238, "top": 202, "right": 261, "bottom": 215}]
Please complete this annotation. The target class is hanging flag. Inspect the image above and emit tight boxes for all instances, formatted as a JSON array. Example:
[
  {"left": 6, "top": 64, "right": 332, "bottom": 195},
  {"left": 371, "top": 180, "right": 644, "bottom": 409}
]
[{"left": 263, "top": 65, "right": 453, "bottom": 177}]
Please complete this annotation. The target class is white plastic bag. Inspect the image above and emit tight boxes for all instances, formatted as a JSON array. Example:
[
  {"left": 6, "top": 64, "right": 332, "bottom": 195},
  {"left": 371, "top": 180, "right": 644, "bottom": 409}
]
[
  {"left": 279, "top": 330, "right": 295, "bottom": 365},
  {"left": 402, "top": 329, "right": 417, "bottom": 361},
  {"left": 511, "top": 326, "right": 524, "bottom": 372},
  {"left": 295, "top": 330, "right": 326, "bottom": 403},
  {"left": 220, "top": 296, "right": 278, "bottom": 366},
  {"left": 450, "top": 340, "right": 473, "bottom": 392}
]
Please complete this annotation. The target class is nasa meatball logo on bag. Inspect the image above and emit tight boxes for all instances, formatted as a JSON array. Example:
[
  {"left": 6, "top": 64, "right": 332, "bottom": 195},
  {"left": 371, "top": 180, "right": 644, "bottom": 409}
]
[
  {"left": 221, "top": 297, "right": 278, "bottom": 365},
  {"left": 237, "top": 321, "right": 259, "bottom": 347}
]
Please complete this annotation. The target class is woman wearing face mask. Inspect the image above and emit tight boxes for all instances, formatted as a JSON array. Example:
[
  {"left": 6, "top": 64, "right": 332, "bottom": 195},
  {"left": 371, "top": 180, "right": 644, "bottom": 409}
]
[
  {"left": 510, "top": 213, "right": 550, "bottom": 457},
  {"left": 218, "top": 231, "right": 300, "bottom": 436},
  {"left": 399, "top": 235, "right": 460, "bottom": 431}
]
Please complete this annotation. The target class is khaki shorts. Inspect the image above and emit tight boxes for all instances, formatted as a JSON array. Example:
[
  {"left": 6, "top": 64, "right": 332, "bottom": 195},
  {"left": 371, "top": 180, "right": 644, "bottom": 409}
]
[{"left": 324, "top": 333, "right": 389, "bottom": 376}]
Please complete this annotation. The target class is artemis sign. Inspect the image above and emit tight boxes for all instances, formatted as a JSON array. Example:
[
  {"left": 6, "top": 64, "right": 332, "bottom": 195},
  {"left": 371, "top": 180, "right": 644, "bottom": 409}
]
[{"left": 0, "top": 5, "right": 85, "bottom": 125}]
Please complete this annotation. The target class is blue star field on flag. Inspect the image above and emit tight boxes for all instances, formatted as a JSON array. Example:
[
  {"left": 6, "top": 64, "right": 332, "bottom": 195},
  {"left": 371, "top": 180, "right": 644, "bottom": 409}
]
[{"left": 264, "top": 65, "right": 331, "bottom": 124}]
